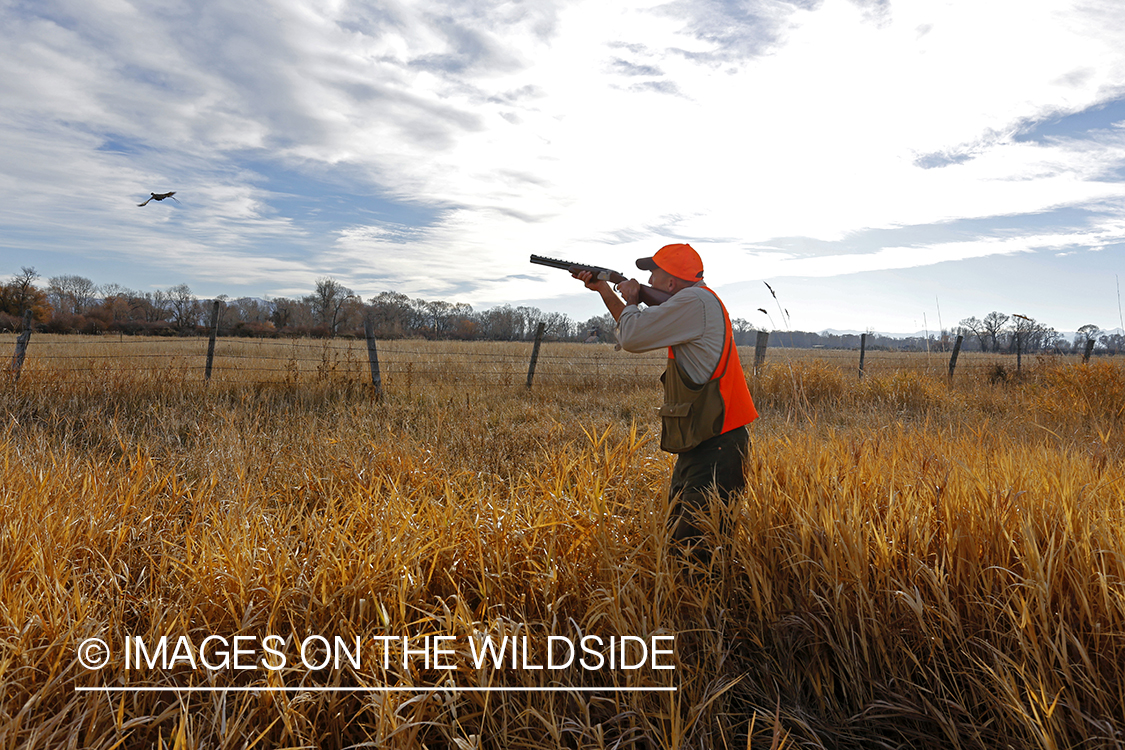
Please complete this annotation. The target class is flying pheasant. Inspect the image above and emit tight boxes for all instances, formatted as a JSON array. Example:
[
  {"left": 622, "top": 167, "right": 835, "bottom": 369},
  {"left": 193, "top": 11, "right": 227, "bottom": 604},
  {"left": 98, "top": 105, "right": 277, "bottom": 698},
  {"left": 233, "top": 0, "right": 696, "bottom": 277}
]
[{"left": 138, "top": 191, "right": 178, "bottom": 206}]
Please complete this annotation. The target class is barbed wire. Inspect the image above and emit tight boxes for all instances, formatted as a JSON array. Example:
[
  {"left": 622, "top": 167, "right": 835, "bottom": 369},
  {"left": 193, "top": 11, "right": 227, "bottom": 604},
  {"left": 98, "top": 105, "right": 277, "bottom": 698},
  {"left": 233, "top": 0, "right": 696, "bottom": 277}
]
[
  {"left": 10, "top": 335, "right": 1108, "bottom": 393},
  {"left": 14, "top": 355, "right": 1060, "bottom": 373},
  {"left": 20, "top": 337, "right": 1059, "bottom": 362}
]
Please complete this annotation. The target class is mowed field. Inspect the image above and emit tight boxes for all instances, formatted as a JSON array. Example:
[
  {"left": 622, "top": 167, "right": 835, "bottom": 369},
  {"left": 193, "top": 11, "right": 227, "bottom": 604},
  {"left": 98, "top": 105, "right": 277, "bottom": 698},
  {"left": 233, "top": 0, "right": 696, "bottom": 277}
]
[{"left": 2, "top": 335, "right": 1124, "bottom": 749}]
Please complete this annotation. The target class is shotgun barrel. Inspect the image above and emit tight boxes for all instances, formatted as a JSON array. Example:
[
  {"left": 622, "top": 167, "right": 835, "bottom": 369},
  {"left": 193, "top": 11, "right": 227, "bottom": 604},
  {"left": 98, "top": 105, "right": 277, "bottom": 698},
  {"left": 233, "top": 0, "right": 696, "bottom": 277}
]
[{"left": 530, "top": 255, "right": 671, "bottom": 306}]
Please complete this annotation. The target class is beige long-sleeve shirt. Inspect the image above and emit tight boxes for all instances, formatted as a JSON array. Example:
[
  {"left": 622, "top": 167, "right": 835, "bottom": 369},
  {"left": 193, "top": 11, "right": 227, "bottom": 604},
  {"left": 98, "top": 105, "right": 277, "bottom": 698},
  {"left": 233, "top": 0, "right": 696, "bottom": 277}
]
[{"left": 615, "top": 281, "right": 726, "bottom": 387}]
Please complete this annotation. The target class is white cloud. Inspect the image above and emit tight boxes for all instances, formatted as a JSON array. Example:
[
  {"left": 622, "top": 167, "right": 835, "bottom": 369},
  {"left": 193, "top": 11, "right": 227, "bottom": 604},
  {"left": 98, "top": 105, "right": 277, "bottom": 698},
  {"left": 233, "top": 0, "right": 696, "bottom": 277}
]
[
  {"left": 321, "top": 0, "right": 1125, "bottom": 261},
  {"left": 711, "top": 223, "right": 1125, "bottom": 280},
  {"left": 3, "top": 0, "right": 1125, "bottom": 328}
]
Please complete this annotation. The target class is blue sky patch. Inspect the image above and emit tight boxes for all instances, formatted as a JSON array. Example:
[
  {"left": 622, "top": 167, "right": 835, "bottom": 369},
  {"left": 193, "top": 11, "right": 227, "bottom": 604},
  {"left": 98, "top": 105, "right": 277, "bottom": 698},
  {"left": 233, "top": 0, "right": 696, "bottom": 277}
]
[
  {"left": 1015, "top": 97, "right": 1125, "bottom": 143},
  {"left": 240, "top": 157, "right": 445, "bottom": 231}
]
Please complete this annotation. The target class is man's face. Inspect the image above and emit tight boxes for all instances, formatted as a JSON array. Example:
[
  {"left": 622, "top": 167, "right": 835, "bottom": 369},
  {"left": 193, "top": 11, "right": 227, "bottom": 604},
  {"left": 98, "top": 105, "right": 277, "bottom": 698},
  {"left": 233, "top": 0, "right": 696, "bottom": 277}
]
[{"left": 648, "top": 267, "right": 675, "bottom": 292}]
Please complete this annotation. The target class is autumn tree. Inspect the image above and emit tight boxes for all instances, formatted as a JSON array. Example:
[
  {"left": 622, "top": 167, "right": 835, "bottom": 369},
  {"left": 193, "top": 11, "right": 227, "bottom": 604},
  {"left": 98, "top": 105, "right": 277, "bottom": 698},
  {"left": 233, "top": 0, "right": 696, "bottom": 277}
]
[
  {"left": 0, "top": 267, "right": 51, "bottom": 323},
  {"left": 97, "top": 284, "right": 138, "bottom": 322}
]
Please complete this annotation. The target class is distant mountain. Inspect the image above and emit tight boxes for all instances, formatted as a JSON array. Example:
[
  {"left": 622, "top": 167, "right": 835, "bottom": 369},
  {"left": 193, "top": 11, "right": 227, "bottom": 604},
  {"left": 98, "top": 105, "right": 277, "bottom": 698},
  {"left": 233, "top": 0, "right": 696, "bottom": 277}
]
[
  {"left": 1062, "top": 327, "right": 1125, "bottom": 340},
  {"left": 818, "top": 328, "right": 917, "bottom": 339}
]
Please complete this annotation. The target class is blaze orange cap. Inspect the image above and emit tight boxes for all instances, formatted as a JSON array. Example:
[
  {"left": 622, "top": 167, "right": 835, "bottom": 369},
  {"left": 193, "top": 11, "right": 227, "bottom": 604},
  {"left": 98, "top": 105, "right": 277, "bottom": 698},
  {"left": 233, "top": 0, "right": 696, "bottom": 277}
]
[{"left": 636, "top": 243, "right": 704, "bottom": 281}]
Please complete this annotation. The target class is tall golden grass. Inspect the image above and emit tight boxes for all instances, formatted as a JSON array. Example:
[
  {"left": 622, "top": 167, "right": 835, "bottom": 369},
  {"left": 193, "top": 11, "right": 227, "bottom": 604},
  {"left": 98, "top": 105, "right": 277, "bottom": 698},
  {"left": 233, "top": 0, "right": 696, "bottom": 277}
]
[{"left": 2, "top": 336, "right": 1123, "bottom": 748}]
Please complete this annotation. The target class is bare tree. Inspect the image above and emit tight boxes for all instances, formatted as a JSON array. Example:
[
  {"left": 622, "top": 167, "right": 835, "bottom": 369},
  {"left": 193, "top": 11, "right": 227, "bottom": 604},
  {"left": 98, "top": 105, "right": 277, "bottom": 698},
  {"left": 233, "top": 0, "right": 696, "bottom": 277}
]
[
  {"left": 368, "top": 291, "right": 415, "bottom": 337},
  {"left": 228, "top": 297, "right": 273, "bottom": 324},
  {"left": 581, "top": 313, "right": 617, "bottom": 343},
  {"left": 452, "top": 302, "right": 474, "bottom": 333},
  {"left": 1009, "top": 314, "right": 1039, "bottom": 360},
  {"left": 1075, "top": 324, "right": 1101, "bottom": 350},
  {"left": 166, "top": 284, "right": 200, "bottom": 330},
  {"left": 48, "top": 275, "right": 98, "bottom": 315},
  {"left": 479, "top": 304, "right": 528, "bottom": 340},
  {"left": 304, "top": 277, "right": 353, "bottom": 335},
  {"left": 982, "top": 311, "right": 1010, "bottom": 352},
  {"left": 1100, "top": 332, "right": 1124, "bottom": 355},
  {"left": 517, "top": 306, "right": 542, "bottom": 340},
  {"left": 425, "top": 300, "right": 455, "bottom": 336},
  {"left": 540, "top": 310, "right": 575, "bottom": 340},
  {"left": 135, "top": 291, "right": 171, "bottom": 323},
  {"left": 8, "top": 267, "right": 41, "bottom": 313},
  {"left": 731, "top": 317, "right": 756, "bottom": 346},
  {"left": 270, "top": 297, "right": 307, "bottom": 330},
  {"left": 99, "top": 283, "right": 133, "bottom": 298},
  {"left": 957, "top": 316, "right": 987, "bottom": 352},
  {"left": 339, "top": 295, "right": 363, "bottom": 334}
]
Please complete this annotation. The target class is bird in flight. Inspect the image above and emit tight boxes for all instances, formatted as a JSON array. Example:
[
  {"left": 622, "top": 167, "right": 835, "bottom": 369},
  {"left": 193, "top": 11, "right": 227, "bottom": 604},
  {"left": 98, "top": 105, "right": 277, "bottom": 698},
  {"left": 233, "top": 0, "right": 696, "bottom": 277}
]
[{"left": 138, "top": 191, "right": 178, "bottom": 206}]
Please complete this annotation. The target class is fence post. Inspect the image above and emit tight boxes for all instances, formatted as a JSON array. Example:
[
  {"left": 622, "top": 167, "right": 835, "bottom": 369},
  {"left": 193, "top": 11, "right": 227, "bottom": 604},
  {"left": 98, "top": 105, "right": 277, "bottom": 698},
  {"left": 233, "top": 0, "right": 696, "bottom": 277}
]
[
  {"left": 526, "top": 322, "right": 546, "bottom": 388},
  {"left": 948, "top": 334, "right": 963, "bottom": 381},
  {"left": 205, "top": 299, "right": 220, "bottom": 380},
  {"left": 753, "top": 331, "right": 769, "bottom": 375},
  {"left": 364, "top": 317, "right": 383, "bottom": 402},
  {"left": 858, "top": 333, "right": 867, "bottom": 379},
  {"left": 1083, "top": 339, "right": 1095, "bottom": 362},
  {"left": 10, "top": 309, "right": 32, "bottom": 382}
]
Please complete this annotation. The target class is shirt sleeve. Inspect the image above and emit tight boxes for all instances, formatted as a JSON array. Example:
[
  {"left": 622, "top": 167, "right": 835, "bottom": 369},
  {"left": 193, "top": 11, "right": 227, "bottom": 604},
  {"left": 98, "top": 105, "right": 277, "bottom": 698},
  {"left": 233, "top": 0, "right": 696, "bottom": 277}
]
[{"left": 615, "top": 290, "right": 708, "bottom": 353}]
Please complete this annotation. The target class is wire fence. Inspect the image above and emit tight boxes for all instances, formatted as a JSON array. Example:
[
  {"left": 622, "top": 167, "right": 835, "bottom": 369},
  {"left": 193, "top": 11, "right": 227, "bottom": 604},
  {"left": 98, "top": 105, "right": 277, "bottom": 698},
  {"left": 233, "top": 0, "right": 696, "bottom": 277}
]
[
  {"left": 5, "top": 329, "right": 1109, "bottom": 394},
  {"left": 6, "top": 334, "right": 659, "bottom": 390}
]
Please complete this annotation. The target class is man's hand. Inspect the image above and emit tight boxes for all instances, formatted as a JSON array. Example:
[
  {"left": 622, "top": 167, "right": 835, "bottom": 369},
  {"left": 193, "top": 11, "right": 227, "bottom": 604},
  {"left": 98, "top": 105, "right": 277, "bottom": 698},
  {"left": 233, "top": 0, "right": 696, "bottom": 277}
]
[
  {"left": 615, "top": 279, "right": 641, "bottom": 307},
  {"left": 573, "top": 270, "right": 626, "bottom": 322},
  {"left": 572, "top": 270, "right": 610, "bottom": 293}
]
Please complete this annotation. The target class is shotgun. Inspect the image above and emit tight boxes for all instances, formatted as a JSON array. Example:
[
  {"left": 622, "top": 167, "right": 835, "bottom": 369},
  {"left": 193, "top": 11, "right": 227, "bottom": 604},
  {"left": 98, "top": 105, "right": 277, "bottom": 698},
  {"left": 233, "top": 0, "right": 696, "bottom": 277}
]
[{"left": 530, "top": 255, "right": 672, "bottom": 307}]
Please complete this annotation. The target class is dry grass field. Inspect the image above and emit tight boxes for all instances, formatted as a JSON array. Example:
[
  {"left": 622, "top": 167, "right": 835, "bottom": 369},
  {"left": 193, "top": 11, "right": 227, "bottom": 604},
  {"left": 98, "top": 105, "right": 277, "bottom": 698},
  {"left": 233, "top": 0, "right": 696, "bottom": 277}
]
[{"left": 2, "top": 335, "right": 1124, "bottom": 749}]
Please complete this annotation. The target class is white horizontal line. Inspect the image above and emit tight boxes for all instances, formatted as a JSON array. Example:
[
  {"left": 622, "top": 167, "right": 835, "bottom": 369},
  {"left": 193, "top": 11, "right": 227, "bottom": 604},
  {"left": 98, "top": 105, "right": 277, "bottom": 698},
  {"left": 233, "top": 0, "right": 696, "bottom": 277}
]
[{"left": 76, "top": 686, "right": 676, "bottom": 693}]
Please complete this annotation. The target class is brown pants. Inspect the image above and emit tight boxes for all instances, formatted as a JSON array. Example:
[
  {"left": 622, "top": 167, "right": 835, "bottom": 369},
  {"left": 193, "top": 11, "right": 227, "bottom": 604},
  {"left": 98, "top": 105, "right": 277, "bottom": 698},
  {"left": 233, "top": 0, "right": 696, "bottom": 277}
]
[{"left": 668, "top": 425, "right": 749, "bottom": 553}]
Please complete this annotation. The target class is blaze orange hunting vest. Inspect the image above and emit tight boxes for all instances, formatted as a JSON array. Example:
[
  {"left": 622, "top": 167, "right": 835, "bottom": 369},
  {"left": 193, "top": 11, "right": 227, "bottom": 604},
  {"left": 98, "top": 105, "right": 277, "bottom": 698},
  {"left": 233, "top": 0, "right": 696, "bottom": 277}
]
[{"left": 659, "top": 288, "right": 758, "bottom": 453}]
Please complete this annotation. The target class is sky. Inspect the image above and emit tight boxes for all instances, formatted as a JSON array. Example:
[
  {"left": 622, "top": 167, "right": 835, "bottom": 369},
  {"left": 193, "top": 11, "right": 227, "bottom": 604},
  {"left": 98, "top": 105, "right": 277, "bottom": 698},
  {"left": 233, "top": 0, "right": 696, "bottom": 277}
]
[{"left": 2, "top": 0, "right": 1125, "bottom": 335}]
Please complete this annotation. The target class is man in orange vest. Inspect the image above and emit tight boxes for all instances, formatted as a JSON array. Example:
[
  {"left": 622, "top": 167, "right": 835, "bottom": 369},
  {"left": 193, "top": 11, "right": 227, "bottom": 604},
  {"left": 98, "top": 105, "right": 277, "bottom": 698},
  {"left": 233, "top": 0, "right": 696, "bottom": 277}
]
[{"left": 574, "top": 243, "right": 758, "bottom": 562}]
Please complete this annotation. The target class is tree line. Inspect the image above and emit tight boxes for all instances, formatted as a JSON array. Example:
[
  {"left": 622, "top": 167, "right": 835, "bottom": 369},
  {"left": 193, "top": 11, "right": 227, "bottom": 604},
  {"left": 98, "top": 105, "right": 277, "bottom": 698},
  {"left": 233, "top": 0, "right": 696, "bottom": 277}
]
[
  {"left": 0, "top": 267, "right": 612, "bottom": 342},
  {"left": 765, "top": 316, "right": 1122, "bottom": 354},
  {"left": 953, "top": 312, "right": 1122, "bottom": 355},
  {"left": 1, "top": 266, "right": 1121, "bottom": 352}
]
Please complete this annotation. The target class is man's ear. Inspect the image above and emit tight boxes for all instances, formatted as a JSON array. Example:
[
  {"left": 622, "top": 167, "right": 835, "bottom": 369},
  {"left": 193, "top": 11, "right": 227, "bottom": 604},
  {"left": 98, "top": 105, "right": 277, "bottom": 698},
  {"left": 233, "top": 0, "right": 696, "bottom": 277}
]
[{"left": 671, "top": 276, "right": 694, "bottom": 292}]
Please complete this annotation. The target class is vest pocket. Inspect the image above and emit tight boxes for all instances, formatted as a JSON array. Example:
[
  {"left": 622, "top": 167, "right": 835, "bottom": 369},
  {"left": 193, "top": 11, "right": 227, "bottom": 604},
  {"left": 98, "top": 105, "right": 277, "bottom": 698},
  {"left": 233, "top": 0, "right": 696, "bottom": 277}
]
[
  {"left": 658, "top": 402, "right": 693, "bottom": 417},
  {"left": 659, "top": 380, "right": 725, "bottom": 453},
  {"left": 658, "top": 401, "right": 695, "bottom": 453}
]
